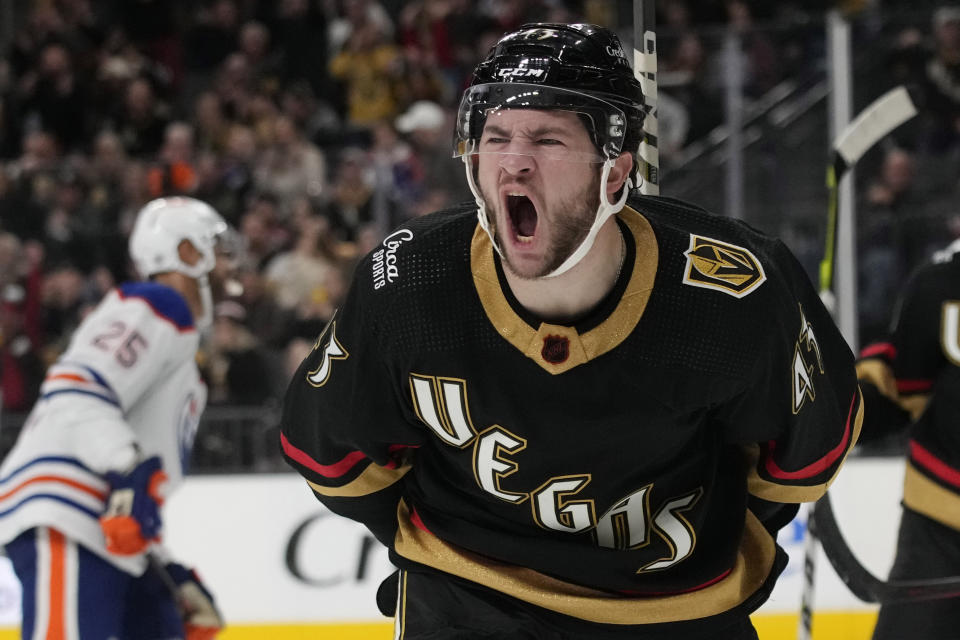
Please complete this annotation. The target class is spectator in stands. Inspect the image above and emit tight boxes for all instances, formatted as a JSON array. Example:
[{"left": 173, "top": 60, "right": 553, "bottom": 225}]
[
  {"left": 254, "top": 115, "right": 327, "bottom": 212},
  {"left": 113, "top": 77, "right": 171, "bottom": 157},
  {"left": 148, "top": 121, "right": 199, "bottom": 198},
  {"left": 263, "top": 198, "right": 347, "bottom": 334},
  {"left": 193, "top": 91, "right": 230, "bottom": 155},
  {"left": 183, "top": 0, "right": 241, "bottom": 96},
  {"left": 328, "top": 0, "right": 395, "bottom": 58},
  {"left": 237, "top": 20, "right": 283, "bottom": 96},
  {"left": 325, "top": 146, "right": 377, "bottom": 239},
  {"left": 16, "top": 42, "right": 90, "bottom": 153},
  {"left": 42, "top": 170, "right": 99, "bottom": 273},
  {"left": 273, "top": 0, "right": 335, "bottom": 97},
  {"left": 394, "top": 100, "right": 470, "bottom": 205},
  {"left": 233, "top": 264, "right": 294, "bottom": 350},
  {"left": 0, "top": 283, "right": 44, "bottom": 413},
  {"left": 329, "top": 6, "right": 404, "bottom": 127},
  {"left": 858, "top": 147, "right": 934, "bottom": 344},
  {"left": 660, "top": 32, "right": 723, "bottom": 147},
  {"left": 922, "top": 5, "right": 960, "bottom": 153},
  {"left": 199, "top": 124, "right": 259, "bottom": 224},
  {"left": 203, "top": 300, "right": 273, "bottom": 406},
  {"left": 0, "top": 164, "right": 46, "bottom": 241}
]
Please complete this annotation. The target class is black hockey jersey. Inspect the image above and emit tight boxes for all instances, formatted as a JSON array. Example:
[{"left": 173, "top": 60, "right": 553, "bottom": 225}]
[
  {"left": 280, "top": 194, "right": 861, "bottom": 626},
  {"left": 858, "top": 239, "right": 960, "bottom": 533}
]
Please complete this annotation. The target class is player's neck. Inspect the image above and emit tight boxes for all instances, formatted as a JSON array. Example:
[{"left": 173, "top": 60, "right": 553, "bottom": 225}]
[
  {"left": 152, "top": 272, "right": 203, "bottom": 323},
  {"left": 504, "top": 221, "right": 625, "bottom": 324}
]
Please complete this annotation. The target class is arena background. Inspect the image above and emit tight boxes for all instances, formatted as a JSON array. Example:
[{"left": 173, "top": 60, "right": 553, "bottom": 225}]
[{"left": 1, "top": 1, "right": 956, "bottom": 637}]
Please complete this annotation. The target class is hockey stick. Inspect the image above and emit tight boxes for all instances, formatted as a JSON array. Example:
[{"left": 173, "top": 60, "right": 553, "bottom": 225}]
[
  {"left": 798, "top": 84, "right": 917, "bottom": 640},
  {"left": 813, "top": 492, "right": 960, "bottom": 603},
  {"left": 634, "top": 0, "right": 659, "bottom": 195},
  {"left": 797, "top": 505, "right": 818, "bottom": 640},
  {"left": 818, "top": 85, "right": 917, "bottom": 303}
]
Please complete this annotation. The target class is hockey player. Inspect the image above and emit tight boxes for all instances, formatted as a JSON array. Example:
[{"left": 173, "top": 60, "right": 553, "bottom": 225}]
[
  {"left": 855, "top": 238, "right": 960, "bottom": 640},
  {"left": 280, "top": 23, "right": 862, "bottom": 639},
  {"left": 0, "top": 197, "right": 226, "bottom": 639}
]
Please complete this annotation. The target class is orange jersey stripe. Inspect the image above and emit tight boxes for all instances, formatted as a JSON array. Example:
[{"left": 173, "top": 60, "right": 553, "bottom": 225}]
[
  {"left": 0, "top": 476, "right": 107, "bottom": 502},
  {"left": 44, "top": 374, "right": 90, "bottom": 383},
  {"left": 47, "top": 529, "right": 66, "bottom": 640}
]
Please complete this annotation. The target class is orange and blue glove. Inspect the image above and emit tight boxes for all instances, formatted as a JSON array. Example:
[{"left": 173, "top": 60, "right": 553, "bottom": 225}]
[{"left": 99, "top": 455, "right": 167, "bottom": 555}]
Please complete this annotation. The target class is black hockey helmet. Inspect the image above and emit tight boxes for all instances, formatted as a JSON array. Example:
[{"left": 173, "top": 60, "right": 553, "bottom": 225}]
[{"left": 453, "top": 23, "right": 646, "bottom": 167}]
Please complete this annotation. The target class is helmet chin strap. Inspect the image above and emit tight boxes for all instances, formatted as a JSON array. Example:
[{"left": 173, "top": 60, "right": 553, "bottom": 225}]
[
  {"left": 196, "top": 274, "right": 214, "bottom": 332},
  {"left": 464, "top": 155, "right": 505, "bottom": 261},
  {"left": 463, "top": 156, "right": 631, "bottom": 278},
  {"left": 545, "top": 160, "right": 630, "bottom": 278}
]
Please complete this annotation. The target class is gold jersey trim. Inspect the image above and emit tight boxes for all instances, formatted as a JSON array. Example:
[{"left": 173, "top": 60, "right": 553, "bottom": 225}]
[
  {"left": 306, "top": 462, "right": 411, "bottom": 498},
  {"left": 392, "top": 500, "right": 776, "bottom": 625},
  {"left": 903, "top": 462, "right": 960, "bottom": 531},
  {"left": 470, "top": 208, "right": 658, "bottom": 375}
]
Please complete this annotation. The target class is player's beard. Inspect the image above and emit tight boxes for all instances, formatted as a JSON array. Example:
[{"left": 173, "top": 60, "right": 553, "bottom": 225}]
[{"left": 484, "top": 170, "right": 601, "bottom": 280}]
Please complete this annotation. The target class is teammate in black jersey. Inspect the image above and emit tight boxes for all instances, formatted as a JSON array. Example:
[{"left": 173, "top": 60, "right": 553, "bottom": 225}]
[
  {"left": 280, "top": 23, "right": 861, "bottom": 639},
  {"left": 856, "top": 239, "right": 960, "bottom": 640}
]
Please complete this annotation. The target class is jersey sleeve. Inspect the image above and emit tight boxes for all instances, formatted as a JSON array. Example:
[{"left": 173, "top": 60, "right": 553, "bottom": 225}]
[
  {"left": 718, "top": 240, "right": 862, "bottom": 504},
  {"left": 855, "top": 263, "right": 942, "bottom": 441},
  {"left": 279, "top": 273, "right": 425, "bottom": 546},
  {"left": 888, "top": 265, "right": 944, "bottom": 397}
]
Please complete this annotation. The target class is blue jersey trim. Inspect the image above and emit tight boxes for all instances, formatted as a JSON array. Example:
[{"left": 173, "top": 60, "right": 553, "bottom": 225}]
[
  {"left": 0, "top": 493, "right": 101, "bottom": 519},
  {"left": 41, "top": 389, "right": 121, "bottom": 407},
  {"left": 58, "top": 361, "right": 119, "bottom": 399},
  {"left": 118, "top": 282, "right": 194, "bottom": 331},
  {"left": 0, "top": 456, "right": 95, "bottom": 484}
]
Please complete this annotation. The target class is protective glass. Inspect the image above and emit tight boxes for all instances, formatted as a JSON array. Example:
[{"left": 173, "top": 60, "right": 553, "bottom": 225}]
[{"left": 453, "top": 83, "right": 627, "bottom": 164}]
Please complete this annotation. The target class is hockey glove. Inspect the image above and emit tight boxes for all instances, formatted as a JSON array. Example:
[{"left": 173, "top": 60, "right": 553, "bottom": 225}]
[
  {"left": 99, "top": 456, "right": 168, "bottom": 555},
  {"left": 163, "top": 562, "right": 225, "bottom": 640}
]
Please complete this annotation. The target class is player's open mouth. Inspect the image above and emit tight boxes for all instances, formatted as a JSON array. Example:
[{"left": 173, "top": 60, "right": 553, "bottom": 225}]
[{"left": 506, "top": 193, "right": 537, "bottom": 244}]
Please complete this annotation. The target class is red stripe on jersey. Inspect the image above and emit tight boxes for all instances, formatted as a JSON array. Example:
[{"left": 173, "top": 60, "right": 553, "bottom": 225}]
[
  {"left": 763, "top": 392, "right": 856, "bottom": 480},
  {"left": 911, "top": 441, "right": 960, "bottom": 489},
  {"left": 619, "top": 568, "right": 732, "bottom": 596},
  {"left": 409, "top": 507, "right": 432, "bottom": 534},
  {"left": 860, "top": 342, "right": 896, "bottom": 360},
  {"left": 896, "top": 379, "right": 934, "bottom": 393},
  {"left": 279, "top": 431, "right": 367, "bottom": 478}
]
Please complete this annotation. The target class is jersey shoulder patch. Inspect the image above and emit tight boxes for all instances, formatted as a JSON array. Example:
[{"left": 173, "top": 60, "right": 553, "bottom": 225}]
[
  {"left": 681, "top": 234, "right": 766, "bottom": 298},
  {"left": 117, "top": 282, "right": 194, "bottom": 331}
]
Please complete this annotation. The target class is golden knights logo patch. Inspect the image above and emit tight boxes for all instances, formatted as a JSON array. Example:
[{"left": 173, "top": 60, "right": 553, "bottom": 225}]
[{"left": 682, "top": 235, "right": 766, "bottom": 298}]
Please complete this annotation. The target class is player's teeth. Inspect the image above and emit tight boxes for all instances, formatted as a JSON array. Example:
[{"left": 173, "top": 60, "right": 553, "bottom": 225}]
[{"left": 518, "top": 235, "right": 533, "bottom": 244}]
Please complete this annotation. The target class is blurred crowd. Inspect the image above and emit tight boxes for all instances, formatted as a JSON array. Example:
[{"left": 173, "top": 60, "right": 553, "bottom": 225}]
[{"left": 1, "top": 0, "right": 960, "bottom": 417}]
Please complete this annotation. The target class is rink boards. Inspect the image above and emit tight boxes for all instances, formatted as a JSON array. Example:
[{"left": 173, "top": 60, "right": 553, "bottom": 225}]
[{"left": 0, "top": 457, "right": 903, "bottom": 639}]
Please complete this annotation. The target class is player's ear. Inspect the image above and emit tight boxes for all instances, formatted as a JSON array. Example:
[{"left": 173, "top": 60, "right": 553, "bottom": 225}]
[
  {"left": 178, "top": 239, "right": 202, "bottom": 267},
  {"left": 605, "top": 153, "right": 634, "bottom": 197}
]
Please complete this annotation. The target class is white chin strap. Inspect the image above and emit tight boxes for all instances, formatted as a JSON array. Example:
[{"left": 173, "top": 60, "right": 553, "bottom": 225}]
[
  {"left": 196, "top": 274, "right": 214, "bottom": 332},
  {"left": 464, "top": 156, "right": 631, "bottom": 278}
]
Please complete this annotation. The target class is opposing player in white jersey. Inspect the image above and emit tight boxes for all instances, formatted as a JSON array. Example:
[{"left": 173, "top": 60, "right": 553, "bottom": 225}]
[{"left": 0, "top": 197, "right": 228, "bottom": 640}]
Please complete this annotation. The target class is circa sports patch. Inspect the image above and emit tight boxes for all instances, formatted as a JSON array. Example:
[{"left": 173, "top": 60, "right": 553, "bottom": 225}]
[{"left": 682, "top": 235, "right": 766, "bottom": 298}]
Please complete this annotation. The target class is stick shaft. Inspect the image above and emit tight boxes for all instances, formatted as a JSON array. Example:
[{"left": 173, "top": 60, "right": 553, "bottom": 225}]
[{"left": 634, "top": 0, "right": 659, "bottom": 195}]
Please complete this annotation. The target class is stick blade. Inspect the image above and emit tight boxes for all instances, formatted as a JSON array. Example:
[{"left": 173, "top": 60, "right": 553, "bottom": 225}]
[{"left": 834, "top": 86, "right": 917, "bottom": 166}]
